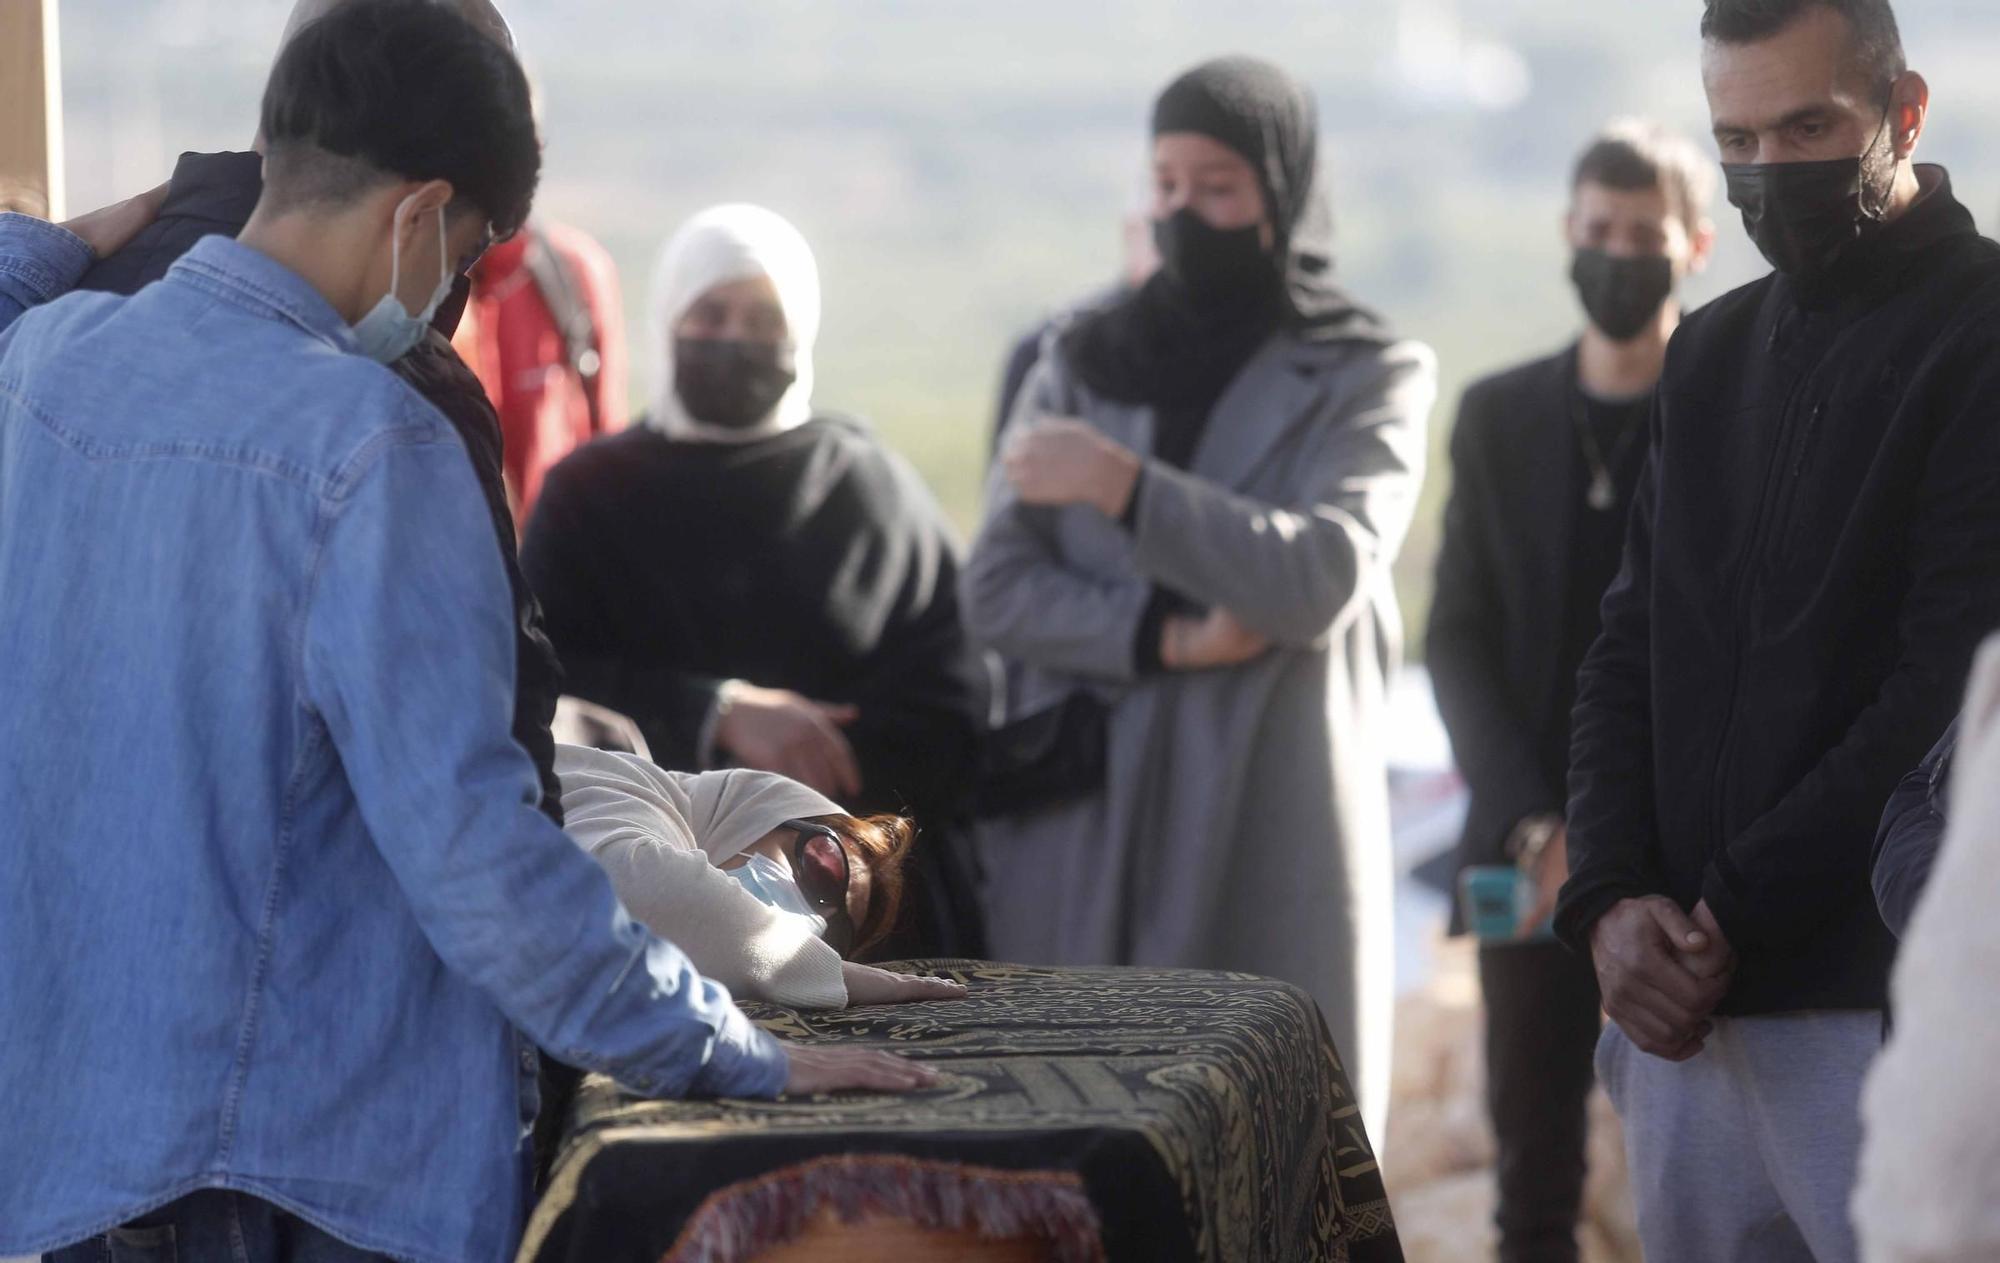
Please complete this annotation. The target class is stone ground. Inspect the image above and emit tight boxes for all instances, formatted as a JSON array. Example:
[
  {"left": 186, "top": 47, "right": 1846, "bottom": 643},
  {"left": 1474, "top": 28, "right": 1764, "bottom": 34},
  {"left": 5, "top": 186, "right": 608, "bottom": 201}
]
[{"left": 1382, "top": 935, "right": 1641, "bottom": 1263}]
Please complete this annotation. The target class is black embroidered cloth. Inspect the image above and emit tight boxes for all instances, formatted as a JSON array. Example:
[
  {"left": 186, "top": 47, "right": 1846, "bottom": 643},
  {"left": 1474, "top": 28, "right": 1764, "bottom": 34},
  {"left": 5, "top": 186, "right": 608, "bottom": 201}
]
[{"left": 519, "top": 961, "right": 1402, "bottom": 1263}]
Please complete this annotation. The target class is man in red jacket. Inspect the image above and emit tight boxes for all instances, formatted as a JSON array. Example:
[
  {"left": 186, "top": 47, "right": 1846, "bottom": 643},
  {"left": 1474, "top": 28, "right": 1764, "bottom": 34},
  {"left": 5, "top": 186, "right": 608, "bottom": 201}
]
[{"left": 458, "top": 218, "right": 628, "bottom": 521}]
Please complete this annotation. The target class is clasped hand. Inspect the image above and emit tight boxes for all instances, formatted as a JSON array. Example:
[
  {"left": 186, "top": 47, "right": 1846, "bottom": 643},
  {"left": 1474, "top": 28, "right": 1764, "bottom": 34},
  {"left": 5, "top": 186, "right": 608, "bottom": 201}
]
[{"left": 1590, "top": 896, "right": 1735, "bottom": 1062}]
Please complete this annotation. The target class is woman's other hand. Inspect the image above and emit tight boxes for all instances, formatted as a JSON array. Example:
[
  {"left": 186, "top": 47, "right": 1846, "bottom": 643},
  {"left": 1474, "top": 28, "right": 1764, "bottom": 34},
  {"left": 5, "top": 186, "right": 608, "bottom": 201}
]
[
  {"left": 715, "top": 682, "right": 863, "bottom": 798},
  {"left": 841, "top": 961, "right": 970, "bottom": 1007},
  {"left": 1002, "top": 416, "right": 1142, "bottom": 519},
  {"left": 781, "top": 1043, "right": 940, "bottom": 1095},
  {"left": 1160, "top": 607, "right": 1270, "bottom": 670},
  {"left": 60, "top": 182, "right": 171, "bottom": 259}
]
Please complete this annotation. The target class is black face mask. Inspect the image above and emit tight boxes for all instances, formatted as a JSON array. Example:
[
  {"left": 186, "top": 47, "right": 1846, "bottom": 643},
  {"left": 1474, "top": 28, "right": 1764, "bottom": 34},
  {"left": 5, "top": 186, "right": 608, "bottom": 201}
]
[
  {"left": 673, "top": 337, "right": 797, "bottom": 430},
  {"left": 1723, "top": 115, "right": 1897, "bottom": 279},
  {"left": 1570, "top": 249, "right": 1675, "bottom": 342},
  {"left": 1152, "top": 208, "right": 1273, "bottom": 307}
]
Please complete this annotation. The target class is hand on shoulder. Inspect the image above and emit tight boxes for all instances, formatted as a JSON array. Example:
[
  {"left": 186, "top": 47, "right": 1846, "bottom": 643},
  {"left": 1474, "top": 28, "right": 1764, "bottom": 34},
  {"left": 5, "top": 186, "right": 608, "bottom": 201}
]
[{"left": 61, "top": 182, "right": 170, "bottom": 259}]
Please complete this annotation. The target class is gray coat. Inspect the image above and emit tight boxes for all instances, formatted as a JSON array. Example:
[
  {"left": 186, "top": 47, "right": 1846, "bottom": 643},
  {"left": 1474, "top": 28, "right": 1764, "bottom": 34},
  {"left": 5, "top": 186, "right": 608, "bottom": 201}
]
[{"left": 962, "top": 329, "right": 1435, "bottom": 1139}]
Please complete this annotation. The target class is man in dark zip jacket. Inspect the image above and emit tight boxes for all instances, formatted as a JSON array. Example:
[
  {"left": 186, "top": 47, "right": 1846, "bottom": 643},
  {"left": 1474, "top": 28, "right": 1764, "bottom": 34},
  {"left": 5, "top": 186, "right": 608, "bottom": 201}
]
[{"left": 1554, "top": 2, "right": 2000, "bottom": 1259}]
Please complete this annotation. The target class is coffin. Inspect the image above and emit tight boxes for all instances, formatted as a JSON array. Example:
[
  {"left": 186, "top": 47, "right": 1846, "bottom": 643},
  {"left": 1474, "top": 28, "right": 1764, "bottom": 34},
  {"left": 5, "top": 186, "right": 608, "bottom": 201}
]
[{"left": 520, "top": 961, "right": 1402, "bottom": 1263}]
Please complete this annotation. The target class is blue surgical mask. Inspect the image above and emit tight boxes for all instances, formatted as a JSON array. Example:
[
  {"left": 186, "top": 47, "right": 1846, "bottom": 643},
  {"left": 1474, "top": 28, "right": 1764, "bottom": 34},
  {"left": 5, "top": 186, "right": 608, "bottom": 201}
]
[
  {"left": 726, "top": 853, "right": 829, "bottom": 938},
  {"left": 352, "top": 193, "right": 453, "bottom": 364}
]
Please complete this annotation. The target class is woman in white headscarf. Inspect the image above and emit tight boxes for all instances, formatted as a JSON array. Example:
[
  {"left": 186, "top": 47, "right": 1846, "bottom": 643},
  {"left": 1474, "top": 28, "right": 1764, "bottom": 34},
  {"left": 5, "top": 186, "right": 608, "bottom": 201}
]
[
  {"left": 555, "top": 743, "right": 966, "bottom": 1009},
  {"left": 522, "top": 205, "right": 983, "bottom": 959}
]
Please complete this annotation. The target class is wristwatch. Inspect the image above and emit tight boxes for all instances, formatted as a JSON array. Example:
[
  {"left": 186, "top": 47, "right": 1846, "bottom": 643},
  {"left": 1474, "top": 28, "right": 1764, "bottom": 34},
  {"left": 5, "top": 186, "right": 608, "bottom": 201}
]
[{"left": 1507, "top": 813, "right": 1564, "bottom": 871}]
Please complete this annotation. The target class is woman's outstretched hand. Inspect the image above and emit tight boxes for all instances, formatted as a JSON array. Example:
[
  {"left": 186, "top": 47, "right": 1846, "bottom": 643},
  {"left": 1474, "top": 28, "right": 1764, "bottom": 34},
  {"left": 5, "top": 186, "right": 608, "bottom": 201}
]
[
  {"left": 781, "top": 1042, "right": 940, "bottom": 1095},
  {"left": 841, "top": 961, "right": 970, "bottom": 1007},
  {"left": 1003, "top": 416, "right": 1142, "bottom": 519}
]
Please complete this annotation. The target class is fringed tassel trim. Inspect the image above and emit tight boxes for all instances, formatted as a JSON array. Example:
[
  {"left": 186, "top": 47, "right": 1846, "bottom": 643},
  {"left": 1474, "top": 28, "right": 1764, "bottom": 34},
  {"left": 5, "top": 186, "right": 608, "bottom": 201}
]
[{"left": 663, "top": 1153, "right": 1108, "bottom": 1263}]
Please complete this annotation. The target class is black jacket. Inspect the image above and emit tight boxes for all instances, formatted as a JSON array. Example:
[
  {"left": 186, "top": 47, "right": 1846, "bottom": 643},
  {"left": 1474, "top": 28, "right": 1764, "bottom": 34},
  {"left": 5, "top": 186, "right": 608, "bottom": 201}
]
[
  {"left": 1557, "top": 170, "right": 2000, "bottom": 1014},
  {"left": 79, "top": 151, "right": 567, "bottom": 821},
  {"left": 1429, "top": 346, "right": 1645, "bottom": 880},
  {"left": 1872, "top": 718, "right": 1957, "bottom": 938},
  {"left": 522, "top": 417, "right": 984, "bottom": 955}
]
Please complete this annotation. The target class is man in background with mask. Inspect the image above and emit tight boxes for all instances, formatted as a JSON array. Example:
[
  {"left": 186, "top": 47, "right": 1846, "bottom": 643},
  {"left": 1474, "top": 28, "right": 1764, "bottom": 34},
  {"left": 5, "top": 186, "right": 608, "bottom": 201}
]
[
  {"left": 1556, "top": 2, "right": 2000, "bottom": 1258},
  {"left": 0, "top": 4, "right": 931, "bottom": 1260},
  {"left": 1428, "top": 118, "right": 1714, "bottom": 1263}
]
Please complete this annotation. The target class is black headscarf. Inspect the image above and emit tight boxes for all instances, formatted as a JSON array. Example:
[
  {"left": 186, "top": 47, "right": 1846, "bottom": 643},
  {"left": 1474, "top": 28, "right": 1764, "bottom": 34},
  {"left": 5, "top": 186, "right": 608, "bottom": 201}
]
[{"left": 1063, "top": 56, "right": 1386, "bottom": 413}]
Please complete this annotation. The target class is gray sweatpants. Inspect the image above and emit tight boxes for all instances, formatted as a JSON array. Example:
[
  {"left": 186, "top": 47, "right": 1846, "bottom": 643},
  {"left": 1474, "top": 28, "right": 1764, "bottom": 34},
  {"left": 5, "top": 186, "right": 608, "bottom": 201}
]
[{"left": 1595, "top": 1011, "right": 1883, "bottom": 1263}]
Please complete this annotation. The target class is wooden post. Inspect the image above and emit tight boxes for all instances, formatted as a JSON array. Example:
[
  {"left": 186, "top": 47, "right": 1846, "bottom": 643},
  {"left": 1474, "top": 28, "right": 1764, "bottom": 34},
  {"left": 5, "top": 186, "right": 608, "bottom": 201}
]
[{"left": 0, "top": 0, "right": 64, "bottom": 220}]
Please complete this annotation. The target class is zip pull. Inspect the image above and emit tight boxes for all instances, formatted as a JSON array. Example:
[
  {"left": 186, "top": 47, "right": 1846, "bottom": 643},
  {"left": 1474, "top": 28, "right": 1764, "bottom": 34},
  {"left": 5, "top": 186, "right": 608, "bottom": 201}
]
[{"left": 1792, "top": 402, "right": 1824, "bottom": 478}]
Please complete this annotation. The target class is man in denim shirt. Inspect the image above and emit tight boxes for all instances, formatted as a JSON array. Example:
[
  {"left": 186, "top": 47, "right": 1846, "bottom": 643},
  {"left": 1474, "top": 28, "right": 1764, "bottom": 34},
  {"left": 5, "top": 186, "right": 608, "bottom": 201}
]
[{"left": 0, "top": 5, "right": 932, "bottom": 1262}]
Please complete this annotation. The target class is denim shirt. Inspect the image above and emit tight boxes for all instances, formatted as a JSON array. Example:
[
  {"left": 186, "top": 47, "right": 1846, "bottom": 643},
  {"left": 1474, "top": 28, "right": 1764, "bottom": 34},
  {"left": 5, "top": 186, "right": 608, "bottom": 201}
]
[{"left": 0, "top": 215, "right": 786, "bottom": 1263}]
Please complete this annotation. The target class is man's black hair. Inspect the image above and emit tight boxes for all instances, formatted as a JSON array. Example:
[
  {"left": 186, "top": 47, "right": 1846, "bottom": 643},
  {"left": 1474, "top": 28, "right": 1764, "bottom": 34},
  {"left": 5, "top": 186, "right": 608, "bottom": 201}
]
[
  {"left": 1573, "top": 119, "right": 1717, "bottom": 234},
  {"left": 259, "top": 0, "right": 540, "bottom": 234},
  {"left": 1701, "top": 0, "right": 1907, "bottom": 99}
]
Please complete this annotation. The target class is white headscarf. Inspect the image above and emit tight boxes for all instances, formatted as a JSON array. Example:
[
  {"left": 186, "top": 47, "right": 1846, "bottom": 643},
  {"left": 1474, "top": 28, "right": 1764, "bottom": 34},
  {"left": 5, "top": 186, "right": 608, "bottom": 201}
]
[
  {"left": 555, "top": 743, "right": 843, "bottom": 866},
  {"left": 648, "top": 203, "right": 821, "bottom": 444}
]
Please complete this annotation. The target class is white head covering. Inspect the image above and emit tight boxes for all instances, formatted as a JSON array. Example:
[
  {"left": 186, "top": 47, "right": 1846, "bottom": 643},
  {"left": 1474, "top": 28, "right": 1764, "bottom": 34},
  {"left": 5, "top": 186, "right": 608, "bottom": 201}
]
[
  {"left": 648, "top": 203, "right": 821, "bottom": 444},
  {"left": 554, "top": 743, "right": 842, "bottom": 865},
  {"left": 681, "top": 766, "right": 845, "bottom": 864}
]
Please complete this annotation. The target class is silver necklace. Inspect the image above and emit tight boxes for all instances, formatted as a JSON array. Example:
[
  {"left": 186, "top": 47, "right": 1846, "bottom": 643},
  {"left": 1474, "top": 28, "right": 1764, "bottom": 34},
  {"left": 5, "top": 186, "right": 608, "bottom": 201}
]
[{"left": 1572, "top": 386, "right": 1645, "bottom": 512}]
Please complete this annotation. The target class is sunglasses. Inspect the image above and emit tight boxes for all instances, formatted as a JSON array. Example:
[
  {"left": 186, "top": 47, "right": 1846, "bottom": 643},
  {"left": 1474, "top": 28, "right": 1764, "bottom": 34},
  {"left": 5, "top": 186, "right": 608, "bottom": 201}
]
[{"left": 780, "top": 819, "right": 856, "bottom": 955}]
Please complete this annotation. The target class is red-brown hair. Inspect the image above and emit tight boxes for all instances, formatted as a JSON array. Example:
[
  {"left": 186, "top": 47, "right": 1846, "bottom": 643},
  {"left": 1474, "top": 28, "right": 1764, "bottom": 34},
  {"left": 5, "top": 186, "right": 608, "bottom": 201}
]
[{"left": 804, "top": 813, "right": 914, "bottom": 958}]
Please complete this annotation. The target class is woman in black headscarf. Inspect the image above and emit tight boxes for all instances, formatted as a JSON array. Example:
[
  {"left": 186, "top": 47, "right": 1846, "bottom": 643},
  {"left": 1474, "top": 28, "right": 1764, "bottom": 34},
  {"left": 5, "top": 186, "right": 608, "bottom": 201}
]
[{"left": 961, "top": 56, "right": 1435, "bottom": 1139}]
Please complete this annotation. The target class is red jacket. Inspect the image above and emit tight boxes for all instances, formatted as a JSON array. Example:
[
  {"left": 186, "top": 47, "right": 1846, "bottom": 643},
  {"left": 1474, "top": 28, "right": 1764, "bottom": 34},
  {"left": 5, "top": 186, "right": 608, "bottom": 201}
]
[{"left": 457, "top": 221, "right": 628, "bottom": 521}]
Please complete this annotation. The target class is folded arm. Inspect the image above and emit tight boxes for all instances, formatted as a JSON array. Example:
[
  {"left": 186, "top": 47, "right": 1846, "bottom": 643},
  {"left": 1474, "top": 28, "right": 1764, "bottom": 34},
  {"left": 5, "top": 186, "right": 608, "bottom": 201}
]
[
  {"left": 960, "top": 358, "right": 1154, "bottom": 682},
  {"left": 1127, "top": 342, "right": 1434, "bottom": 648}
]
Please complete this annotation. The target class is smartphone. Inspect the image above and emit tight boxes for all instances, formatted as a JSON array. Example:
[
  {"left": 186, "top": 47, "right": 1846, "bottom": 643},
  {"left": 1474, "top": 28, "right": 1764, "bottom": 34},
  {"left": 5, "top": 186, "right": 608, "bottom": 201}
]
[{"left": 1458, "top": 865, "right": 1556, "bottom": 943}]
